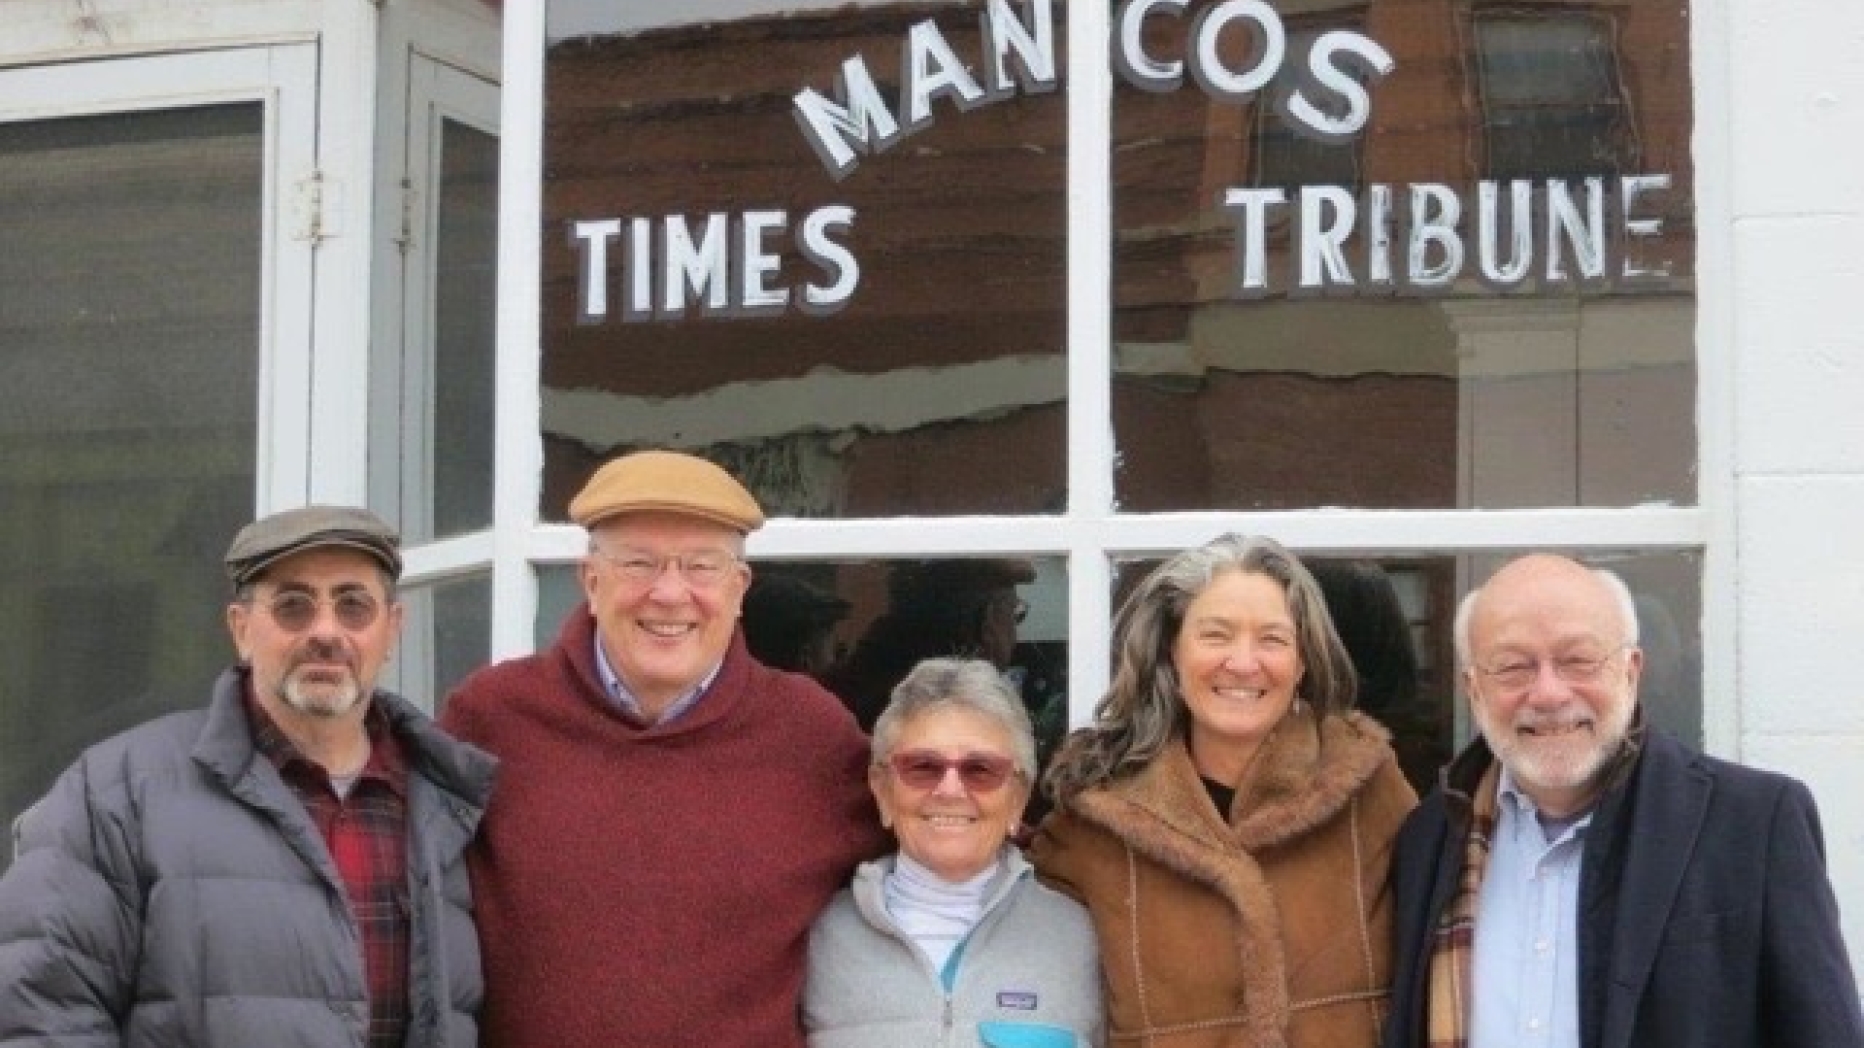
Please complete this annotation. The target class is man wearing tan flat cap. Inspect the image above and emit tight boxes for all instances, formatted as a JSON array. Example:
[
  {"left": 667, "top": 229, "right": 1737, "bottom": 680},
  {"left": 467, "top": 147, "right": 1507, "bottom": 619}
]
[
  {"left": 441, "top": 450, "right": 886, "bottom": 1048},
  {"left": 0, "top": 505, "right": 496, "bottom": 1047}
]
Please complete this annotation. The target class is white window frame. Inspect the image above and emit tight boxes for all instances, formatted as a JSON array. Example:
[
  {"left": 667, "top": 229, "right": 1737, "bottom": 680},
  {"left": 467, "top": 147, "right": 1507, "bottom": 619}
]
[
  {"left": 381, "top": 55, "right": 500, "bottom": 542},
  {"left": 487, "top": 3, "right": 1732, "bottom": 752},
  {"left": 371, "top": 0, "right": 501, "bottom": 539},
  {"left": 378, "top": 51, "right": 501, "bottom": 704}
]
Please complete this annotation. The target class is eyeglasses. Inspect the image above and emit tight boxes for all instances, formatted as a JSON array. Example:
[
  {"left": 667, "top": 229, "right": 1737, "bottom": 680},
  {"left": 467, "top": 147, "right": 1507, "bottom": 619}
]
[
  {"left": 883, "top": 750, "right": 1019, "bottom": 793},
  {"left": 254, "top": 590, "right": 382, "bottom": 632},
  {"left": 591, "top": 546, "right": 741, "bottom": 590},
  {"left": 1476, "top": 645, "right": 1628, "bottom": 692}
]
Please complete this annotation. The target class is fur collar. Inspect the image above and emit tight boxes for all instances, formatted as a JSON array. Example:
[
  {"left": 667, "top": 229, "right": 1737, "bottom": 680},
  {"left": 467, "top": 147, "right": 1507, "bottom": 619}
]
[
  {"left": 1062, "top": 710, "right": 1392, "bottom": 1046},
  {"left": 1074, "top": 708, "right": 1393, "bottom": 859}
]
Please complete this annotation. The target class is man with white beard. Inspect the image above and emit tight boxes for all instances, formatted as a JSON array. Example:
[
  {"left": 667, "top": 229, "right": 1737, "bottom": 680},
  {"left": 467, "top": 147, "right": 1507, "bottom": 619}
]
[
  {"left": 0, "top": 505, "right": 495, "bottom": 1047},
  {"left": 1382, "top": 553, "right": 1862, "bottom": 1048}
]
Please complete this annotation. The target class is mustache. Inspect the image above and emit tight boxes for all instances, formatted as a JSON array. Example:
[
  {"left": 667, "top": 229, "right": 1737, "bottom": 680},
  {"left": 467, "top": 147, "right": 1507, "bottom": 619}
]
[
  {"left": 291, "top": 635, "right": 356, "bottom": 670},
  {"left": 1514, "top": 711, "right": 1589, "bottom": 732}
]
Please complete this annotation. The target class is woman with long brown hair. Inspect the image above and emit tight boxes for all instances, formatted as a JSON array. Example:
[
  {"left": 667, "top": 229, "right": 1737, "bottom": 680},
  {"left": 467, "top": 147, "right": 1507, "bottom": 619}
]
[{"left": 1031, "top": 533, "right": 1416, "bottom": 1048}]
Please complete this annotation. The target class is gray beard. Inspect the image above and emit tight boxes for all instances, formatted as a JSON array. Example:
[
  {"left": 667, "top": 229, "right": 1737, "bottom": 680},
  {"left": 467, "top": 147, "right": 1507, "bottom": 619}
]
[{"left": 279, "top": 672, "right": 364, "bottom": 719}]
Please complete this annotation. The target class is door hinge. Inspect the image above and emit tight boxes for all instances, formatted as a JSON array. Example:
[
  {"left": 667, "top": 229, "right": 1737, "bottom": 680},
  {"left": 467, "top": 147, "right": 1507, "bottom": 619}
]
[
  {"left": 393, "top": 178, "right": 420, "bottom": 255},
  {"left": 289, "top": 170, "right": 345, "bottom": 245}
]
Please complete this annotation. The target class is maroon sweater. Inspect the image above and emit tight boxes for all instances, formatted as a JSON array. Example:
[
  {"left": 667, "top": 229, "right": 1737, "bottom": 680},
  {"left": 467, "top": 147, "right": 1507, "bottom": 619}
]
[{"left": 440, "top": 608, "right": 886, "bottom": 1048}]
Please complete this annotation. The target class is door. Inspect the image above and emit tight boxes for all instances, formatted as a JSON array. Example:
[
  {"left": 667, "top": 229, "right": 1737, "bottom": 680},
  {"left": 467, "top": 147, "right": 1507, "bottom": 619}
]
[{"left": 0, "top": 45, "right": 318, "bottom": 835}]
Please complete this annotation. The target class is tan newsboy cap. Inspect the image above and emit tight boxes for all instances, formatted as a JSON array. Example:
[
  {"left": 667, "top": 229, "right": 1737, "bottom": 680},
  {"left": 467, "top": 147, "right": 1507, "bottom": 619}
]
[
  {"left": 569, "top": 450, "right": 766, "bottom": 533},
  {"left": 225, "top": 505, "right": 403, "bottom": 588}
]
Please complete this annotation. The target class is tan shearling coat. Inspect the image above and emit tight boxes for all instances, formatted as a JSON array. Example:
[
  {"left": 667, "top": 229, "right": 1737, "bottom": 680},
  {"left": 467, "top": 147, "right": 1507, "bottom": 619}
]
[{"left": 1029, "top": 709, "right": 1416, "bottom": 1048}]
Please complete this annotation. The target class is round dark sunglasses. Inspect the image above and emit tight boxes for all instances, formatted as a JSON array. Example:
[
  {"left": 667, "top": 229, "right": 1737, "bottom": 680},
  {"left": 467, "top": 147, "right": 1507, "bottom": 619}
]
[{"left": 256, "top": 590, "right": 382, "bottom": 632}]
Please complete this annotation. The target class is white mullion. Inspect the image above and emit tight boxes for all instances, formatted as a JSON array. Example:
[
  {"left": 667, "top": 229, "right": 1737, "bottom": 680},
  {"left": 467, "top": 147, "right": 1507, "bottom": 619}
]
[
  {"left": 743, "top": 508, "right": 1704, "bottom": 560},
  {"left": 489, "top": 0, "right": 546, "bottom": 661},
  {"left": 304, "top": 0, "right": 380, "bottom": 505},
  {"left": 1067, "top": 0, "right": 1117, "bottom": 717},
  {"left": 401, "top": 530, "right": 500, "bottom": 585},
  {"left": 1084, "top": 507, "right": 1709, "bottom": 557},
  {"left": 1067, "top": 0, "right": 1115, "bottom": 526},
  {"left": 1686, "top": 0, "right": 1739, "bottom": 759},
  {"left": 1067, "top": 538, "right": 1114, "bottom": 729},
  {"left": 262, "top": 44, "right": 320, "bottom": 511},
  {"left": 748, "top": 518, "right": 1081, "bottom": 560}
]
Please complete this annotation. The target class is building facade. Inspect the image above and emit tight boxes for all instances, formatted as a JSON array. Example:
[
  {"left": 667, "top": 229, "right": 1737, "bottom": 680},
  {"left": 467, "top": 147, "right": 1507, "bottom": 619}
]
[{"left": 2, "top": 0, "right": 1861, "bottom": 965}]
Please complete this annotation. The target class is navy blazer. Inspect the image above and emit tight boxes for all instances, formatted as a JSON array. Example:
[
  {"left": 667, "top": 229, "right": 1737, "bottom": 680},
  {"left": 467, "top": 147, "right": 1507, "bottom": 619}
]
[{"left": 1383, "top": 728, "right": 1864, "bottom": 1048}]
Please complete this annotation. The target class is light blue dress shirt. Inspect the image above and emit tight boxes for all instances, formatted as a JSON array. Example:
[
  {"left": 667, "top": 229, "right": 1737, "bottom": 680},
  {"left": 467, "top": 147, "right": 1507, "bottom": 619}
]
[
  {"left": 593, "top": 637, "right": 722, "bottom": 724},
  {"left": 1470, "top": 767, "right": 1592, "bottom": 1048}
]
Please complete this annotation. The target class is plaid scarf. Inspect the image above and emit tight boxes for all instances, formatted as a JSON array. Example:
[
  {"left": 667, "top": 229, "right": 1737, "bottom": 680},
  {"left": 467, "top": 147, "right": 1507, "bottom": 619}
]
[{"left": 1424, "top": 761, "right": 1501, "bottom": 1048}]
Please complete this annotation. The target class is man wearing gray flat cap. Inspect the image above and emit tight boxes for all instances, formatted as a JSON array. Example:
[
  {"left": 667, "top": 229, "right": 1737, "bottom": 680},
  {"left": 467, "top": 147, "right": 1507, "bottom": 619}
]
[{"left": 0, "top": 505, "right": 496, "bottom": 1048}]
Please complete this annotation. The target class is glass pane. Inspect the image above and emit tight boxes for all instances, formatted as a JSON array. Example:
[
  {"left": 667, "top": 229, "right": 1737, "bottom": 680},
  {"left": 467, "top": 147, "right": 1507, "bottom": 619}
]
[
  {"left": 429, "top": 572, "right": 492, "bottom": 710},
  {"left": 1110, "top": 547, "right": 1700, "bottom": 794},
  {"left": 536, "top": 553, "right": 1070, "bottom": 813},
  {"left": 538, "top": 2, "right": 1068, "bottom": 520},
  {"left": 0, "top": 104, "right": 263, "bottom": 835},
  {"left": 433, "top": 119, "right": 499, "bottom": 537},
  {"left": 537, "top": 562, "right": 584, "bottom": 650},
  {"left": 1110, "top": 1, "right": 1695, "bottom": 511}
]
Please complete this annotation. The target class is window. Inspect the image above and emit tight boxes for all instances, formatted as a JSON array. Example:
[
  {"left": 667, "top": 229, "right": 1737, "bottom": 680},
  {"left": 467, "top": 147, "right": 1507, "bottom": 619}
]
[
  {"left": 536, "top": 4, "right": 1068, "bottom": 522},
  {"left": 1474, "top": 11, "right": 1636, "bottom": 181},
  {"left": 504, "top": 0, "right": 1703, "bottom": 767}
]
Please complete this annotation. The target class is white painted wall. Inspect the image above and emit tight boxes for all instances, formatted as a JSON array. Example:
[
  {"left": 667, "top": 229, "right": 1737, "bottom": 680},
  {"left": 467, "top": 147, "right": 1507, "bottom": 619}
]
[{"left": 1715, "top": 0, "right": 1864, "bottom": 966}]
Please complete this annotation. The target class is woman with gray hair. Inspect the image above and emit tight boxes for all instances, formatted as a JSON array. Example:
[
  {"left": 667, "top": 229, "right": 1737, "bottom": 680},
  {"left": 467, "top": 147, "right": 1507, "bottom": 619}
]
[
  {"left": 804, "top": 657, "right": 1104, "bottom": 1047},
  {"left": 1030, "top": 534, "right": 1416, "bottom": 1048}
]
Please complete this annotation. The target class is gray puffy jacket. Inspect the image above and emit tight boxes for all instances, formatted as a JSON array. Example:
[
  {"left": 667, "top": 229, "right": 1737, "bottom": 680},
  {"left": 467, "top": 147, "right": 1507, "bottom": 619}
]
[{"left": 0, "top": 667, "right": 496, "bottom": 1048}]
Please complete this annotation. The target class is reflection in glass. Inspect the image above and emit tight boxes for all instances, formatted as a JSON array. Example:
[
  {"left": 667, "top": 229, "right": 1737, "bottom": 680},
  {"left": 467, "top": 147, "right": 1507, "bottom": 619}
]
[
  {"left": 1110, "top": 546, "right": 1700, "bottom": 795},
  {"left": 1251, "top": 25, "right": 1365, "bottom": 195},
  {"left": 536, "top": 552, "right": 1071, "bottom": 805},
  {"left": 1475, "top": 13, "right": 1631, "bottom": 181},
  {"left": 538, "top": 2, "right": 1068, "bottom": 520},
  {"left": 429, "top": 572, "right": 493, "bottom": 709},
  {"left": 536, "top": 562, "right": 585, "bottom": 650},
  {"left": 1307, "top": 558, "right": 1446, "bottom": 791},
  {"left": 742, "top": 566, "right": 851, "bottom": 677},
  {"left": 1110, "top": 1, "right": 1695, "bottom": 511},
  {"left": 0, "top": 105, "right": 263, "bottom": 837}
]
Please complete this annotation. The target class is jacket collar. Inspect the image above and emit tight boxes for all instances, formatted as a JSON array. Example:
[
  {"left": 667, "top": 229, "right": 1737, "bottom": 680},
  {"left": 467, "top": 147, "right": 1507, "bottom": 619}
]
[
  {"left": 193, "top": 665, "right": 496, "bottom": 811},
  {"left": 850, "top": 845, "right": 1032, "bottom": 930},
  {"left": 1075, "top": 707, "right": 1396, "bottom": 856},
  {"left": 1436, "top": 708, "right": 1647, "bottom": 825}
]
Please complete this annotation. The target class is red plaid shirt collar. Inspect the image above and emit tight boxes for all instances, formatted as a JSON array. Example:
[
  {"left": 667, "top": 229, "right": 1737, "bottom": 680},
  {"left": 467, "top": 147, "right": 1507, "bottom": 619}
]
[
  {"left": 245, "top": 689, "right": 408, "bottom": 796},
  {"left": 245, "top": 685, "right": 411, "bottom": 1048}
]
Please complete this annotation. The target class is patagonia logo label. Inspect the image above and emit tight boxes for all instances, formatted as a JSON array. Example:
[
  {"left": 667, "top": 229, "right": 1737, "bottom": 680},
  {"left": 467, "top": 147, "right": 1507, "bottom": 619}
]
[{"left": 997, "top": 991, "right": 1038, "bottom": 1010}]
